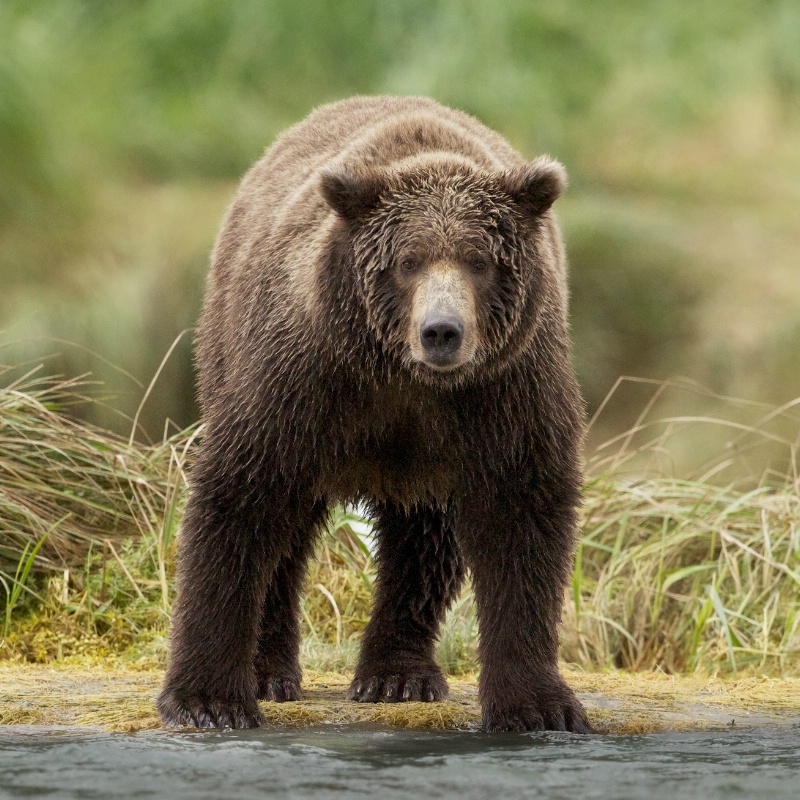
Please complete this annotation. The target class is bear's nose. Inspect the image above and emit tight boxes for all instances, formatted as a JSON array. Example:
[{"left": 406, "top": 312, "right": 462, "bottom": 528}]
[{"left": 420, "top": 313, "right": 464, "bottom": 356}]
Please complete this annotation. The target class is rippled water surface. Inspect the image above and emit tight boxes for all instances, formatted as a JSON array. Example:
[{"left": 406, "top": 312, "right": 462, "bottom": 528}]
[{"left": 1, "top": 724, "right": 798, "bottom": 800}]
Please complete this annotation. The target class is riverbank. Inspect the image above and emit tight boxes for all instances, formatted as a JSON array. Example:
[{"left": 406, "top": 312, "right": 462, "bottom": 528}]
[{"left": 2, "top": 664, "right": 798, "bottom": 735}]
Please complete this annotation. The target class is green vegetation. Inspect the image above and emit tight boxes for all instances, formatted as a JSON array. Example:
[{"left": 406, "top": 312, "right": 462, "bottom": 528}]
[
  {"left": 1, "top": 371, "right": 797, "bottom": 677},
  {"left": 2, "top": 1, "right": 799, "bottom": 438},
  {"left": 1, "top": 1, "right": 798, "bottom": 686}
]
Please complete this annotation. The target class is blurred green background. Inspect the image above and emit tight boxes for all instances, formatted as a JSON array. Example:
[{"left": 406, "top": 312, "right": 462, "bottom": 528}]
[{"left": 2, "top": 0, "right": 799, "bottom": 445}]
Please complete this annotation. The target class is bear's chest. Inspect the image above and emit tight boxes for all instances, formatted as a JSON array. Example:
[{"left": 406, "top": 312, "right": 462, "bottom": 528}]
[{"left": 321, "top": 404, "right": 460, "bottom": 505}]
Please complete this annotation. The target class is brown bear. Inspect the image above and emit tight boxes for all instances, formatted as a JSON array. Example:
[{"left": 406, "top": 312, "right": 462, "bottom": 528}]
[{"left": 157, "top": 95, "right": 591, "bottom": 734}]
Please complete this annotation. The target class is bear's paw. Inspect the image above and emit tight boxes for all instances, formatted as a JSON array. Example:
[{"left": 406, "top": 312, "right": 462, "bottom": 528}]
[
  {"left": 481, "top": 684, "right": 592, "bottom": 734},
  {"left": 157, "top": 689, "right": 264, "bottom": 730},
  {"left": 347, "top": 669, "right": 449, "bottom": 703}
]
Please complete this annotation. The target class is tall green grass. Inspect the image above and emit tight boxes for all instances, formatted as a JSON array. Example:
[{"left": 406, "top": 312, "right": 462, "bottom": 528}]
[
  {"left": 0, "top": 364, "right": 189, "bottom": 573},
  {"left": 1, "top": 369, "right": 797, "bottom": 675},
  {"left": 569, "top": 378, "right": 800, "bottom": 674},
  {"left": 0, "top": 362, "right": 194, "bottom": 660}
]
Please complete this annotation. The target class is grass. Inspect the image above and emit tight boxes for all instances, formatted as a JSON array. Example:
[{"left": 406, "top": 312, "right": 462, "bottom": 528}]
[
  {"left": 568, "top": 377, "right": 800, "bottom": 675},
  {"left": 0, "top": 361, "right": 193, "bottom": 664},
  {"left": 1, "top": 371, "right": 798, "bottom": 678},
  {"left": 568, "top": 477, "right": 800, "bottom": 674}
]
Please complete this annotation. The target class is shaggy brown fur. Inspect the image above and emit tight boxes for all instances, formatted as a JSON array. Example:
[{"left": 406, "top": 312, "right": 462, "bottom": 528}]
[{"left": 157, "top": 96, "right": 591, "bottom": 733}]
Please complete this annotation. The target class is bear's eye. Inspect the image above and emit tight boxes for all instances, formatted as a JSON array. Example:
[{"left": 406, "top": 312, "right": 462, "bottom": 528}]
[
  {"left": 399, "top": 257, "right": 419, "bottom": 272},
  {"left": 469, "top": 257, "right": 489, "bottom": 274}
]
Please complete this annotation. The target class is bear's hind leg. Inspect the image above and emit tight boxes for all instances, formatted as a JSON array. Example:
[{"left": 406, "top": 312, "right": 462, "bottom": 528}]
[
  {"left": 348, "top": 502, "right": 464, "bottom": 703},
  {"left": 255, "top": 513, "right": 324, "bottom": 702}
]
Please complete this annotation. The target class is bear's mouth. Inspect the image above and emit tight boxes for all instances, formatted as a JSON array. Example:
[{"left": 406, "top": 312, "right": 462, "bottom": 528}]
[
  {"left": 409, "top": 342, "right": 479, "bottom": 374},
  {"left": 404, "top": 261, "right": 481, "bottom": 376},
  {"left": 419, "top": 351, "right": 466, "bottom": 371}
]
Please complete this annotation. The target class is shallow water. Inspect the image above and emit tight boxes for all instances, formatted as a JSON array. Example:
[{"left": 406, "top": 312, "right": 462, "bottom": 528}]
[{"left": 1, "top": 724, "right": 798, "bottom": 800}]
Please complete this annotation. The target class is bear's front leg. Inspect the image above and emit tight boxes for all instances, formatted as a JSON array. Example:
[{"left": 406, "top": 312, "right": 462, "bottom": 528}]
[
  {"left": 158, "top": 444, "right": 315, "bottom": 729},
  {"left": 348, "top": 502, "right": 464, "bottom": 703},
  {"left": 458, "top": 482, "right": 592, "bottom": 734}
]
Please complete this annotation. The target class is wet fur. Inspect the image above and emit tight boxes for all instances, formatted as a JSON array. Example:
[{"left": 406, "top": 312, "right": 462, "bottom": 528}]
[{"left": 158, "top": 96, "right": 590, "bottom": 733}]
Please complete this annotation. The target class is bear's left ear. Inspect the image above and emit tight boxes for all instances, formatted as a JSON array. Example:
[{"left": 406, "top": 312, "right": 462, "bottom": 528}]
[
  {"left": 319, "top": 167, "right": 386, "bottom": 221},
  {"left": 502, "top": 156, "right": 567, "bottom": 217}
]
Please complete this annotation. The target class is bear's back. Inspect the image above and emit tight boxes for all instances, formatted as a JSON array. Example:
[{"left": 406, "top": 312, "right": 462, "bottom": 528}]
[
  {"left": 225, "top": 97, "right": 524, "bottom": 246},
  {"left": 264, "top": 96, "right": 521, "bottom": 195}
]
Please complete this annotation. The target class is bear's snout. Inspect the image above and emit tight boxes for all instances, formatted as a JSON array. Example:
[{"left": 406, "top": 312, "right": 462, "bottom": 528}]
[
  {"left": 408, "top": 261, "right": 478, "bottom": 372},
  {"left": 420, "top": 313, "right": 464, "bottom": 364}
]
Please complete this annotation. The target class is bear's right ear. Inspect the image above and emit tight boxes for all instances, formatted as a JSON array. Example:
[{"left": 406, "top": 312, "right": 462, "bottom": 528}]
[{"left": 319, "top": 167, "right": 385, "bottom": 220}]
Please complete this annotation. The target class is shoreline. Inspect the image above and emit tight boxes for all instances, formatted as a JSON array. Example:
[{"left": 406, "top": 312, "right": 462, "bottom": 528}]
[{"left": 2, "top": 664, "right": 798, "bottom": 735}]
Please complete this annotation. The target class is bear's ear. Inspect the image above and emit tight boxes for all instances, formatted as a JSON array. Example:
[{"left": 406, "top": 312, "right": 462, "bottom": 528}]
[
  {"left": 502, "top": 156, "right": 567, "bottom": 217},
  {"left": 319, "top": 167, "right": 386, "bottom": 220}
]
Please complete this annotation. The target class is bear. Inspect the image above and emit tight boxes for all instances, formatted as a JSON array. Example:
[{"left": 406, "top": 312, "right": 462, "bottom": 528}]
[{"left": 157, "top": 95, "right": 591, "bottom": 734}]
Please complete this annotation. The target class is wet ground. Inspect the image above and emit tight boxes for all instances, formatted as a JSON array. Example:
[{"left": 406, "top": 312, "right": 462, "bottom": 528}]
[{"left": 1, "top": 723, "right": 798, "bottom": 800}]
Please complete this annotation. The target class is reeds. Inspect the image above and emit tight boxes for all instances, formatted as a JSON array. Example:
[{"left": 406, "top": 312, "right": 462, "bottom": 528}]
[
  {"left": 1, "top": 371, "right": 798, "bottom": 676},
  {"left": 567, "top": 378, "right": 800, "bottom": 674},
  {"left": 567, "top": 477, "right": 800, "bottom": 673},
  {"left": 0, "top": 363, "right": 191, "bottom": 659},
  {"left": 0, "top": 365, "right": 165, "bottom": 570}
]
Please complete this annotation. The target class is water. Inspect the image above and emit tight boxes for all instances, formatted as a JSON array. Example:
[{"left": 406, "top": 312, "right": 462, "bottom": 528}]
[{"left": 1, "top": 724, "right": 798, "bottom": 800}]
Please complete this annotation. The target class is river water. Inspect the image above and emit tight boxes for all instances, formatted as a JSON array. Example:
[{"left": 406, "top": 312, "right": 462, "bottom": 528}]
[{"left": 1, "top": 723, "right": 798, "bottom": 799}]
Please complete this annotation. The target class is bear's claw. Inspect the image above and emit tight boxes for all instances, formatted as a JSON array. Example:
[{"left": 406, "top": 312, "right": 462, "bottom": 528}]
[
  {"left": 347, "top": 671, "right": 448, "bottom": 703},
  {"left": 257, "top": 676, "right": 303, "bottom": 702},
  {"left": 157, "top": 690, "right": 264, "bottom": 730}
]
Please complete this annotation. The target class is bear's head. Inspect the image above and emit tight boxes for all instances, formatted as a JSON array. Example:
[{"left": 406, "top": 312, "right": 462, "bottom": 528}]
[{"left": 320, "top": 155, "right": 566, "bottom": 385}]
